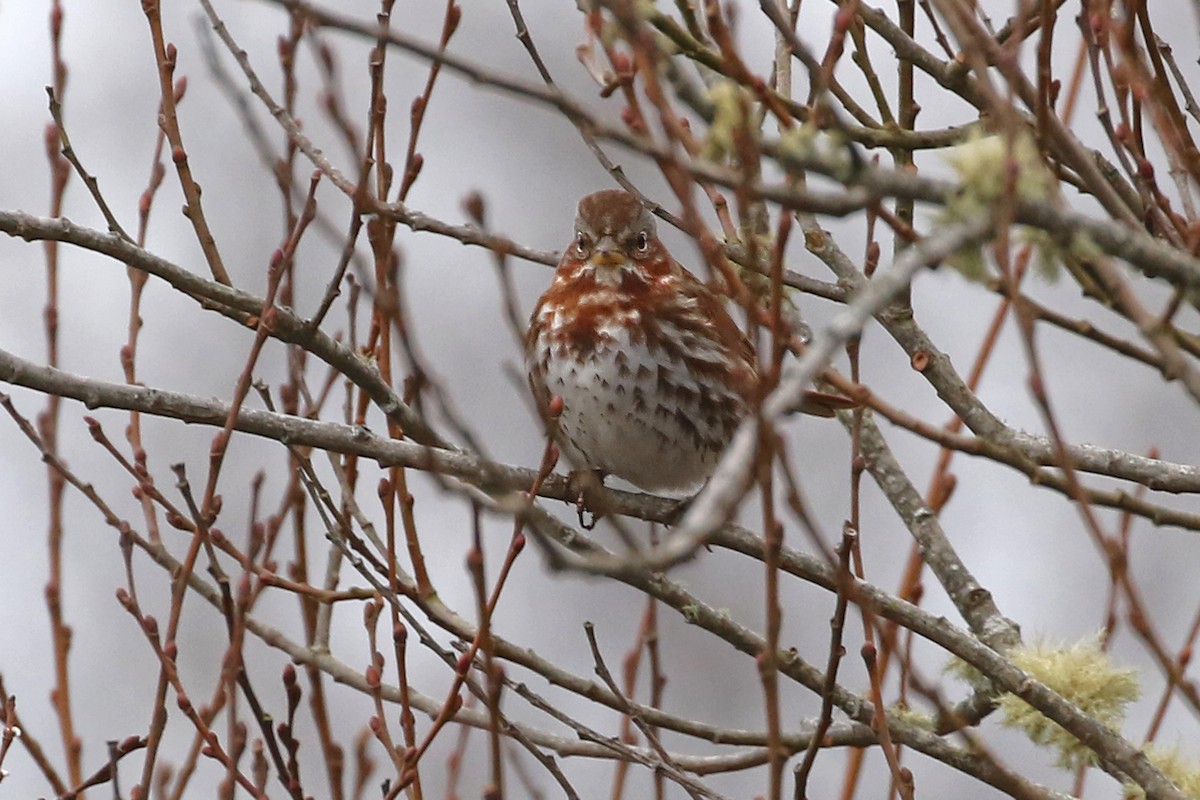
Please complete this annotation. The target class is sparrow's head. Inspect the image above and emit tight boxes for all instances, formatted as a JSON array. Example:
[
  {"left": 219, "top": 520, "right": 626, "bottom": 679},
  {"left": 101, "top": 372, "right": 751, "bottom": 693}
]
[{"left": 566, "top": 190, "right": 667, "bottom": 280}]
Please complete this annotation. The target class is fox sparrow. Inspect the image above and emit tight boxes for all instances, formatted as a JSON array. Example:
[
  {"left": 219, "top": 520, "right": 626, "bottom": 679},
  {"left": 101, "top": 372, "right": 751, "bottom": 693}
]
[{"left": 526, "top": 189, "right": 844, "bottom": 497}]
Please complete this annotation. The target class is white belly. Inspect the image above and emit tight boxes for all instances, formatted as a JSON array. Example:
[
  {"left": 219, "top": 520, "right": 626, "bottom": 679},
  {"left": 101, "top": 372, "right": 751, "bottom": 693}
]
[{"left": 538, "top": 323, "right": 738, "bottom": 493}]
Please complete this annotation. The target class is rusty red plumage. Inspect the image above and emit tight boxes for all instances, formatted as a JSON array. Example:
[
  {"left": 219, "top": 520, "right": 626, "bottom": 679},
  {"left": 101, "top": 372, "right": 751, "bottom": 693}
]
[{"left": 525, "top": 190, "right": 755, "bottom": 493}]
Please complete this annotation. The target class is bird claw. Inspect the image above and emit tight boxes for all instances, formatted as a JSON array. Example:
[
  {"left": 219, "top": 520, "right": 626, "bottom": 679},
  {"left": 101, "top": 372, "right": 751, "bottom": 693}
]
[
  {"left": 663, "top": 493, "right": 712, "bottom": 551},
  {"left": 663, "top": 494, "right": 693, "bottom": 526},
  {"left": 567, "top": 469, "right": 610, "bottom": 530},
  {"left": 577, "top": 505, "right": 598, "bottom": 531}
]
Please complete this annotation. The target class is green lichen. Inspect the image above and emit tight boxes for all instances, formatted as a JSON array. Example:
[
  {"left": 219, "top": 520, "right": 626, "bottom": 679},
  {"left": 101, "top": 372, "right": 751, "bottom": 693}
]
[
  {"left": 887, "top": 702, "right": 935, "bottom": 731},
  {"left": 703, "top": 80, "right": 750, "bottom": 162},
  {"left": 939, "top": 131, "right": 1056, "bottom": 283},
  {"left": 997, "top": 633, "right": 1140, "bottom": 769},
  {"left": 778, "top": 123, "right": 818, "bottom": 163},
  {"left": 1016, "top": 228, "right": 1063, "bottom": 283},
  {"left": 1124, "top": 744, "right": 1200, "bottom": 800},
  {"left": 776, "top": 123, "right": 857, "bottom": 182},
  {"left": 1014, "top": 227, "right": 1107, "bottom": 284},
  {"left": 946, "top": 131, "right": 1053, "bottom": 206}
]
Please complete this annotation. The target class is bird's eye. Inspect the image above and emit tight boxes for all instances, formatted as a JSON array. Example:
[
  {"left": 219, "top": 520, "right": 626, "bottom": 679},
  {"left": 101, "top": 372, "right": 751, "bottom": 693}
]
[
  {"left": 574, "top": 232, "right": 588, "bottom": 254},
  {"left": 634, "top": 231, "right": 650, "bottom": 252}
]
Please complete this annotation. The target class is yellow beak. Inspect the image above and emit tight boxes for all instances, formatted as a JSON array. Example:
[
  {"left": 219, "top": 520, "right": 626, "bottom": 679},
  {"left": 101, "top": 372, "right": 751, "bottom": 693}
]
[{"left": 589, "top": 235, "right": 625, "bottom": 267}]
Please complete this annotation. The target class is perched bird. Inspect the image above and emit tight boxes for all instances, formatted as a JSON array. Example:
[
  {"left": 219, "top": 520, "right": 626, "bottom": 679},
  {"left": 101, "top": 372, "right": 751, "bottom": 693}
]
[{"left": 526, "top": 189, "right": 847, "bottom": 498}]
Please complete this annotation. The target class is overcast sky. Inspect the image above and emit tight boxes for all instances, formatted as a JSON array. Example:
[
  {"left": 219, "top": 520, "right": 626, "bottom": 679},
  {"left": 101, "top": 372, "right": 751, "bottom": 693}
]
[{"left": 2, "top": 1, "right": 1200, "bottom": 798}]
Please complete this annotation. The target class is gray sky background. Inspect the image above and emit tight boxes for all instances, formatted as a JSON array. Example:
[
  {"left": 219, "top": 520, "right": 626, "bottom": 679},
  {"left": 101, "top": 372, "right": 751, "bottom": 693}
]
[{"left": 2, "top": 1, "right": 1200, "bottom": 797}]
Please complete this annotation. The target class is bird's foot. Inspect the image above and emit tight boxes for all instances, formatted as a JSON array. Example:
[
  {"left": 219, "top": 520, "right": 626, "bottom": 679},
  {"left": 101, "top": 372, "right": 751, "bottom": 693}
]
[
  {"left": 662, "top": 491, "right": 713, "bottom": 551},
  {"left": 663, "top": 493, "right": 693, "bottom": 526},
  {"left": 567, "top": 469, "right": 610, "bottom": 530}
]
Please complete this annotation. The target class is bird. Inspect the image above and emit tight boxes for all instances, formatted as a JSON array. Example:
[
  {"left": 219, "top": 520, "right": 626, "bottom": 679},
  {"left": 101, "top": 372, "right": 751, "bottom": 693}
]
[{"left": 525, "top": 189, "right": 849, "bottom": 503}]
